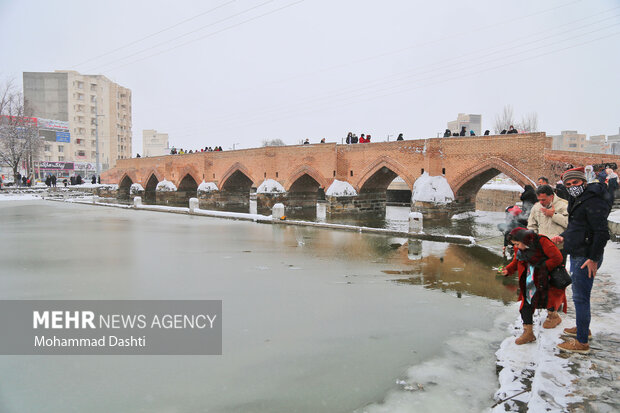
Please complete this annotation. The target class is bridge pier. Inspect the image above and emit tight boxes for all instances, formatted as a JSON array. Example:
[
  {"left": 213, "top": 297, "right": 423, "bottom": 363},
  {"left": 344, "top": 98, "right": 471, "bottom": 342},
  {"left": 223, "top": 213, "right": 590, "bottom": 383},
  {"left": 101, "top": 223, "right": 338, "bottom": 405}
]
[
  {"left": 256, "top": 193, "right": 287, "bottom": 215},
  {"left": 410, "top": 200, "right": 473, "bottom": 220},
  {"left": 198, "top": 189, "right": 250, "bottom": 211}
]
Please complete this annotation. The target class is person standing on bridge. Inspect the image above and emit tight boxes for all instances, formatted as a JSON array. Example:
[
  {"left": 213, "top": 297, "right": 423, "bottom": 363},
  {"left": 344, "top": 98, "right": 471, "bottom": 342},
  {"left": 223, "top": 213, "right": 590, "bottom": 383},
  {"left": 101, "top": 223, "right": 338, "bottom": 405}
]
[
  {"left": 527, "top": 184, "right": 569, "bottom": 329},
  {"left": 552, "top": 167, "right": 612, "bottom": 354}
]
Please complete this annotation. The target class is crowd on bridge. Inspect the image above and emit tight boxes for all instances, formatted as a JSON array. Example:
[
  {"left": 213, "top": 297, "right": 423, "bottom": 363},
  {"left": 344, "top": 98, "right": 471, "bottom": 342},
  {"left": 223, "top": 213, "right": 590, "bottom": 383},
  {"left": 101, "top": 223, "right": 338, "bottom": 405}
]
[{"left": 498, "top": 162, "right": 616, "bottom": 355}]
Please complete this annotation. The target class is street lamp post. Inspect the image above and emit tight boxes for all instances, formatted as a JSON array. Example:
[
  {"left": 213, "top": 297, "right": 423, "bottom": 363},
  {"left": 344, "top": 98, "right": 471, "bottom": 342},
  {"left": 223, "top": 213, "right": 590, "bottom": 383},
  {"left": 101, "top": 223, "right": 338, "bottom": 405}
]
[{"left": 94, "top": 99, "right": 104, "bottom": 178}]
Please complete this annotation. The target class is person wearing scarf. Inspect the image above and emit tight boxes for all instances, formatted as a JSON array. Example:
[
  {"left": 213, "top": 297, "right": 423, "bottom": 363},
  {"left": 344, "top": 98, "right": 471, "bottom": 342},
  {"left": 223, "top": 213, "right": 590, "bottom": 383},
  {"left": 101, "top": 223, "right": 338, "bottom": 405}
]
[{"left": 502, "top": 227, "right": 564, "bottom": 345}]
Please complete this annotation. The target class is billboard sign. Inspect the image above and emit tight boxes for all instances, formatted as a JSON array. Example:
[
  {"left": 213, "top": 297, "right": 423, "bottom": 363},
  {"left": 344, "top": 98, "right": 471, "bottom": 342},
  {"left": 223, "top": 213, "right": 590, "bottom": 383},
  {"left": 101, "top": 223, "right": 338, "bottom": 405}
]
[
  {"left": 74, "top": 162, "right": 95, "bottom": 171},
  {"left": 37, "top": 118, "right": 69, "bottom": 131},
  {"left": 56, "top": 131, "right": 71, "bottom": 143},
  {"left": 38, "top": 162, "right": 74, "bottom": 170}
]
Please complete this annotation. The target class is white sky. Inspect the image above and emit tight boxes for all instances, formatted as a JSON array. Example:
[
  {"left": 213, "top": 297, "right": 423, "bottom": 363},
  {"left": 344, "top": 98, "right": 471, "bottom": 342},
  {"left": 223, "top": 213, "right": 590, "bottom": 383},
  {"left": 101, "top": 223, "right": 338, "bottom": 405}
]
[{"left": 1, "top": 0, "right": 619, "bottom": 153}]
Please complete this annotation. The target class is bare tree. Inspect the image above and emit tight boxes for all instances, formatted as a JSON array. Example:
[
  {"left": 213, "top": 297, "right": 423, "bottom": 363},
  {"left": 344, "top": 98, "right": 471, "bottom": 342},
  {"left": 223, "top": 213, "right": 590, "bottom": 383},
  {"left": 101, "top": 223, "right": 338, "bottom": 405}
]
[
  {"left": 517, "top": 112, "right": 538, "bottom": 133},
  {"left": 262, "top": 138, "right": 286, "bottom": 147},
  {"left": 493, "top": 105, "right": 514, "bottom": 134},
  {"left": 0, "top": 83, "right": 42, "bottom": 182}
]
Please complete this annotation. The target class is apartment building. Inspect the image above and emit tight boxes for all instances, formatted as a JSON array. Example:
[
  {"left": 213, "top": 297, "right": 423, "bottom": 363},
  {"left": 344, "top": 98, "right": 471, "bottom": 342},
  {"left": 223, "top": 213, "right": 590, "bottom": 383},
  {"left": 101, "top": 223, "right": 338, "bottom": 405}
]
[
  {"left": 142, "top": 129, "right": 169, "bottom": 157},
  {"left": 446, "top": 113, "right": 482, "bottom": 136},
  {"left": 550, "top": 130, "right": 586, "bottom": 152},
  {"left": 23, "top": 70, "right": 132, "bottom": 172}
]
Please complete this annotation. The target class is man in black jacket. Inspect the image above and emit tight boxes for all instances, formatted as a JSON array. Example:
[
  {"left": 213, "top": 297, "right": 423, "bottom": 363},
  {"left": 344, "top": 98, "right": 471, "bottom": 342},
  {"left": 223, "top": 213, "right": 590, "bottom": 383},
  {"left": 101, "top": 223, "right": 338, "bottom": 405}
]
[{"left": 552, "top": 167, "right": 612, "bottom": 353}]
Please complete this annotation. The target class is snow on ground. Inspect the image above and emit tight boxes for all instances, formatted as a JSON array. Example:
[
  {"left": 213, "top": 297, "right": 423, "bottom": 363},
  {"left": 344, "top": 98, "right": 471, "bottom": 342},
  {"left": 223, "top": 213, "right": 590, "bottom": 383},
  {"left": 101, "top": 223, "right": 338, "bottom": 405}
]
[
  {"left": 155, "top": 180, "right": 177, "bottom": 192},
  {"left": 493, "top": 242, "right": 620, "bottom": 412},
  {"left": 197, "top": 181, "right": 218, "bottom": 193},
  {"left": 609, "top": 209, "right": 620, "bottom": 224},
  {"left": 411, "top": 173, "right": 454, "bottom": 204},
  {"left": 451, "top": 211, "right": 479, "bottom": 220},
  {"left": 0, "top": 193, "right": 42, "bottom": 201},
  {"left": 256, "top": 179, "right": 285, "bottom": 193},
  {"left": 481, "top": 182, "right": 523, "bottom": 192},
  {"left": 73, "top": 183, "right": 119, "bottom": 190},
  {"left": 326, "top": 179, "right": 357, "bottom": 196}
]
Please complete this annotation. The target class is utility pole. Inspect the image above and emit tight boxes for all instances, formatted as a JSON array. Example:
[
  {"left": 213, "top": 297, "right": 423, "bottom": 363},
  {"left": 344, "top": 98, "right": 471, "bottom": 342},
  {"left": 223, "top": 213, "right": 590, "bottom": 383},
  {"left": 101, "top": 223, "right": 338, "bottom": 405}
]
[{"left": 94, "top": 98, "right": 104, "bottom": 178}]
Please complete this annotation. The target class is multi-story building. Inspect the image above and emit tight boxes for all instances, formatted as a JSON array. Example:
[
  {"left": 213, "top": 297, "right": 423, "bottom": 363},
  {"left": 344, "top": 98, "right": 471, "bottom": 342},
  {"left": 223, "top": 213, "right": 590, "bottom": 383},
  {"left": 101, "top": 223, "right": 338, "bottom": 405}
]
[
  {"left": 23, "top": 70, "right": 132, "bottom": 172},
  {"left": 447, "top": 113, "right": 482, "bottom": 136},
  {"left": 584, "top": 134, "right": 607, "bottom": 154},
  {"left": 607, "top": 128, "right": 620, "bottom": 155},
  {"left": 142, "top": 129, "right": 169, "bottom": 157},
  {"left": 550, "top": 130, "right": 586, "bottom": 152}
]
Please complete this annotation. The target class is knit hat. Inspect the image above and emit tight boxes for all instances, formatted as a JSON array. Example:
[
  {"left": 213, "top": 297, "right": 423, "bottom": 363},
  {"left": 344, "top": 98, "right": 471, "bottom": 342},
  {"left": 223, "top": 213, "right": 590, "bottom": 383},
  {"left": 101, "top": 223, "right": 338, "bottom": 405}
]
[
  {"left": 508, "top": 227, "right": 536, "bottom": 245},
  {"left": 561, "top": 167, "right": 586, "bottom": 183}
]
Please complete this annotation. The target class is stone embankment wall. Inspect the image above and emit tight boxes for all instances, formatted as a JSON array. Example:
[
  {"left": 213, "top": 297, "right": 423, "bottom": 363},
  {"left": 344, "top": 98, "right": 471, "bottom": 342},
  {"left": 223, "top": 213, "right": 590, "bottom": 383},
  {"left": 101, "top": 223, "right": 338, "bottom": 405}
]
[{"left": 475, "top": 189, "right": 521, "bottom": 212}]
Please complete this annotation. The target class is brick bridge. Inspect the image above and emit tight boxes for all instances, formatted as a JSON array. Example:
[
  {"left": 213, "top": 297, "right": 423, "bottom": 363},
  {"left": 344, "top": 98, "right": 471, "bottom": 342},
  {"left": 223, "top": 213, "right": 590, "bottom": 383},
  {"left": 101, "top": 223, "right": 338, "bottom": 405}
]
[{"left": 101, "top": 133, "right": 620, "bottom": 217}]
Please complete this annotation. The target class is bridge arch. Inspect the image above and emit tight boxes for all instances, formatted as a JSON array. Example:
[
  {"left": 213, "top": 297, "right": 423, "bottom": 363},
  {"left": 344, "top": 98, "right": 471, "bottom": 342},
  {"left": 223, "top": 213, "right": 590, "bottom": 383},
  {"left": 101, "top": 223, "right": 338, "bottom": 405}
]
[
  {"left": 357, "top": 156, "right": 415, "bottom": 193},
  {"left": 285, "top": 165, "right": 328, "bottom": 191},
  {"left": 144, "top": 172, "right": 160, "bottom": 204},
  {"left": 219, "top": 163, "right": 256, "bottom": 191},
  {"left": 118, "top": 174, "right": 134, "bottom": 199},
  {"left": 174, "top": 165, "right": 201, "bottom": 189},
  {"left": 451, "top": 157, "right": 536, "bottom": 205}
]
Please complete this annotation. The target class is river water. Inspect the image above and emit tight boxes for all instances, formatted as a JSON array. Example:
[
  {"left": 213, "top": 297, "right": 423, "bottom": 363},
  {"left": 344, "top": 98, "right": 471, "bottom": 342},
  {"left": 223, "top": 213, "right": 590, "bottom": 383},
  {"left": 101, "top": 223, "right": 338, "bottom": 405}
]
[{"left": 0, "top": 200, "right": 518, "bottom": 412}]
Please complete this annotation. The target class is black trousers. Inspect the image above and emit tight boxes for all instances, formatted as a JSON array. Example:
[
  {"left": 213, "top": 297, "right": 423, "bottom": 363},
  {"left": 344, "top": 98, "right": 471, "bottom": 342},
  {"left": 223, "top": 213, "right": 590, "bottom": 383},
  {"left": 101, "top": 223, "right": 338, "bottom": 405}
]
[{"left": 520, "top": 300, "right": 535, "bottom": 324}]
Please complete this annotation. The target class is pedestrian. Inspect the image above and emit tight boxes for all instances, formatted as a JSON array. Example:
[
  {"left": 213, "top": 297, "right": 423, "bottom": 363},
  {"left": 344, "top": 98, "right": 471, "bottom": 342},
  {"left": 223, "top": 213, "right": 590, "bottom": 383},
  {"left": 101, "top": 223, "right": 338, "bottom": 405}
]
[
  {"left": 527, "top": 184, "right": 569, "bottom": 328},
  {"left": 16, "top": 172, "right": 21, "bottom": 187},
  {"left": 91, "top": 175, "right": 96, "bottom": 184},
  {"left": 63, "top": 178, "right": 68, "bottom": 187},
  {"left": 22, "top": 176, "right": 27, "bottom": 186},
  {"left": 537, "top": 177, "right": 549, "bottom": 186},
  {"left": 346, "top": 132, "right": 352, "bottom": 144},
  {"left": 551, "top": 167, "right": 612, "bottom": 353},
  {"left": 507, "top": 125, "right": 518, "bottom": 134},
  {"left": 605, "top": 165, "right": 618, "bottom": 200},
  {"left": 484, "top": 130, "right": 490, "bottom": 135},
  {"left": 443, "top": 129, "right": 451, "bottom": 137},
  {"left": 51, "top": 175, "right": 57, "bottom": 187},
  {"left": 397, "top": 133, "right": 404, "bottom": 141},
  {"left": 502, "top": 227, "right": 564, "bottom": 344},
  {"left": 459, "top": 126, "right": 466, "bottom": 136},
  {"left": 45, "top": 176, "right": 51, "bottom": 187},
  {"left": 520, "top": 184, "right": 537, "bottom": 216}
]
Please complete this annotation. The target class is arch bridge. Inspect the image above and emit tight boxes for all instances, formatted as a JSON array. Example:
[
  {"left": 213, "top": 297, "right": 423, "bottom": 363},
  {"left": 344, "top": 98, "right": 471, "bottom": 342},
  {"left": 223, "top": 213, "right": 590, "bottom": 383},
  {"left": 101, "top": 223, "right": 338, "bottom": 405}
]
[{"left": 103, "top": 133, "right": 620, "bottom": 217}]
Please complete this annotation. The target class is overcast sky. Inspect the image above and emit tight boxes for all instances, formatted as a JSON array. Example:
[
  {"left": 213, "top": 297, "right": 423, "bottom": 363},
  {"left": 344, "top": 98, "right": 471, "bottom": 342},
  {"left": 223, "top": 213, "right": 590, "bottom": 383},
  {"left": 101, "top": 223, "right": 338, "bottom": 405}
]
[{"left": 1, "top": 0, "right": 619, "bottom": 153}]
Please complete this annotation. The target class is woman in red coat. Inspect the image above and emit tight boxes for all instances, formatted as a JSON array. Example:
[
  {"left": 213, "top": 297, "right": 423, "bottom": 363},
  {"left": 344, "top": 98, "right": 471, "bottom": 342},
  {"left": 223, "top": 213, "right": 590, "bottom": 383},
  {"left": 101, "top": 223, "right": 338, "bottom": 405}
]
[{"left": 502, "top": 227, "right": 564, "bottom": 344}]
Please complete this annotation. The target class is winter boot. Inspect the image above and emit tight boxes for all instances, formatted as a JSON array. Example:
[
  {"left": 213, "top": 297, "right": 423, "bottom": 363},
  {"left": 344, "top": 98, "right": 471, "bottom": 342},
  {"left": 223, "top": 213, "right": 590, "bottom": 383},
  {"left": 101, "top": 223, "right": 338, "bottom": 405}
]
[
  {"left": 562, "top": 326, "right": 592, "bottom": 339},
  {"left": 543, "top": 311, "right": 561, "bottom": 329},
  {"left": 515, "top": 324, "right": 536, "bottom": 345},
  {"left": 557, "top": 338, "right": 590, "bottom": 354}
]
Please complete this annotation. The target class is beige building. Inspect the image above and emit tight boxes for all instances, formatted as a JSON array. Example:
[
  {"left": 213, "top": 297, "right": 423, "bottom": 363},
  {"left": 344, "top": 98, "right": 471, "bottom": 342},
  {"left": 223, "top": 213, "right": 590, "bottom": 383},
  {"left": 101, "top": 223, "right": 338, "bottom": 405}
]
[
  {"left": 142, "top": 129, "right": 169, "bottom": 157},
  {"left": 607, "top": 128, "right": 620, "bottom": 155},
  {"left": 23, "top": 70, "right": 132, "bottom": 172},
  {"left": 447, "top": 113, "right": 482, "bottom": 136},
  {"left": 584, "top": 134, "right": 607, "bottom": 154},
  {"left": 551, "top": 130, "right": 586, "bottom": 152}
]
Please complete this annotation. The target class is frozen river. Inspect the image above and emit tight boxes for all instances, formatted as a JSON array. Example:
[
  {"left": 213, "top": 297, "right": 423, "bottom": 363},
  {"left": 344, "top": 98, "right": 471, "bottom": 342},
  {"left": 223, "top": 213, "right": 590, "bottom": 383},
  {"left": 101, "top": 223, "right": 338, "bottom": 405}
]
[{"left": 0, "top": 200, "right": 517, "bottom": 412}]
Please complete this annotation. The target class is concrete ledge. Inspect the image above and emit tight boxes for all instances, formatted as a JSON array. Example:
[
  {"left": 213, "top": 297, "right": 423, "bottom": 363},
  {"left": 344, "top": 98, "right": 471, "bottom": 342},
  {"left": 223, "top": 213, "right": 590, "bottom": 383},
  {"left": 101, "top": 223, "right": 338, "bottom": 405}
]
[{"left": 49, "top": 198, "right": 475, "bottom": 245}]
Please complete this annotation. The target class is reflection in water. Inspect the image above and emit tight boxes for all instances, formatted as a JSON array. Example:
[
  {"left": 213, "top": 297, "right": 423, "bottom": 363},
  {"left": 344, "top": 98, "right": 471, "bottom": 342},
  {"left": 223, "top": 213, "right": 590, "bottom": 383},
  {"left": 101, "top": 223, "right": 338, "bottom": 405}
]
[{"left": 384, "top": 240, "right": 518, "bottom": 304}]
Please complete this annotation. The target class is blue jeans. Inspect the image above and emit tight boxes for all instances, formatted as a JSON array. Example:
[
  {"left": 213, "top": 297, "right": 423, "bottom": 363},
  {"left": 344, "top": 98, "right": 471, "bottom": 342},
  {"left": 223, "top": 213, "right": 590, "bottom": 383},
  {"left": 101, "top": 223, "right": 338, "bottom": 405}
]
[{"left": 570, "top": 255, "right": 603, "bottom": 343}]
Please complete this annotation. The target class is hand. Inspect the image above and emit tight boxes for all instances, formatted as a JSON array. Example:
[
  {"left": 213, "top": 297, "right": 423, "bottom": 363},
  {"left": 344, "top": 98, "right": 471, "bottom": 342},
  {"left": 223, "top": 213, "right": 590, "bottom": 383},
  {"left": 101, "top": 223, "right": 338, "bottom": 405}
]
[
  {"left": 501, "top": 269, "right": 508, "bottom": 276},
  {"left": 542, "top": 206, "right": 555, "bottom": 217},
  {"left": 551, "top": 235, "right": 564, "bottom": 244},
  {"left": 580, "top": 259, "right": 598, "bottom": 278}
]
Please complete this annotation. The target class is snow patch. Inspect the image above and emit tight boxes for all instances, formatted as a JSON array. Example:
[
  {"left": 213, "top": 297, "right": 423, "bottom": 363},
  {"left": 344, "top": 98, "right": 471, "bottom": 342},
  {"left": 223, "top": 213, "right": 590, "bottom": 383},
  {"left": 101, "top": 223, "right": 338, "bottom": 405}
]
[
  {"left": 130, "top": 183, "right": 144, "bottom": 195},
  {"left": 411, "top": 173, "right": 454, "bottom": 204},
  {"left": 451, "top": 211, "right": 479, "bottom": 220},
  {"left": 609, "top": 209, "right": 620, "bottom": 224},
  {"left": 156, "top": 180, "right": 177, "bottom": 192},
  {"left": 326, "top": 180, "right": 357, "bottom": 196},
  {"left": 0, "top": 194, "right": 42, "bottom": 201},
  {"left": 482, "top": 182, "right": 523, "bottom": 192},
  {"left": 256, "top": 179, "right": 285, "bottom": 194},
  {"left": 197, "top": 181, "right": 218, "bottom": 193}
]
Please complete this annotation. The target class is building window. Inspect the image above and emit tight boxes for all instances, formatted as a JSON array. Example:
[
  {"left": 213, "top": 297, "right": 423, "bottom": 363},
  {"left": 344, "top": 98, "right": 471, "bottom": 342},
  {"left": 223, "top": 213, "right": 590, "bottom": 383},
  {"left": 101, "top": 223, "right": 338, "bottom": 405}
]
[
  {"left": 77, "top": 150, "right": 86, "bottom": 156},
  {"left": 58, "top": 156, "right": 64, "bottom": 161},
  {"left": 45, "top": 156, "right": 51, "bottom": 161},
  {"left": 90, "top": 84, "right": 97, "bottom": 91},
  {"left": 44, "top": 145, "right": 51, "bottom": 152},
  {"left": 58, "top": 146, "right": 64, "bottom": 153},
  {"left": 90, "top": 95, "right": 96, "bottom": 103}
]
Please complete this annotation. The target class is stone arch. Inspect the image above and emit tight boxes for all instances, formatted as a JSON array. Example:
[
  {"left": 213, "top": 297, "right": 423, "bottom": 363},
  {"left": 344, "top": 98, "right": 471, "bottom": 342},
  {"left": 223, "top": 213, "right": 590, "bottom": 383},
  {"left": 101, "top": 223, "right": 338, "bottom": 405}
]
[
  {"left": 219, "top": 163, "right": 256, "bottom": 191},
  {"left": 144, "top": 173, "right": 160, "bottom": 204},
  {"left": 285, "top": 165, "right": 329, "bottom": 192},
  {"left": 356, "top": 156, "right": 415, "bottom": 193},
  {"left": 177, "top": 174, "right": 198, "bottom": 192},
  {"left": 286, "top": 172, "right": 324, "bottom": 210},
  {"left": 118, "top": 174, "right": 134, "bottom": 199},
  {"left": 140, "top": 168, "right": 163, "bottom": 185},
  {"left": 174, "top": 165, "right": 201, "bottom": 189},
  {"left": 451, "top": 157, "right": 536, "bottom": 204}
]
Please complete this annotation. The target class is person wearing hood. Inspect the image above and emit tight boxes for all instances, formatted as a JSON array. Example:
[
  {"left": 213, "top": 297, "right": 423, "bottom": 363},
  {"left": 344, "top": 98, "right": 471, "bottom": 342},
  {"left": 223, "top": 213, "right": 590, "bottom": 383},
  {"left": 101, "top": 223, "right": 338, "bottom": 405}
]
[
  {"left": 459, "top": 126, "right": 466, "bottom": 136},
  {"left": 527, "top": 184, "right": 569, "bottom": 328},
  {"left": 520, "top": 184, "right": 537, "bottom": 216},
  {"left": 502, "top": 228, "right": 564, "bottom": 345},
  {"left": 507, "top": 125, "right": 518, "bottom": 134},
  {"left": 443, "top": 129, "right": 451, "bottom": 137},
  {"left": 551, "top": 167, "right": 612, "bottom": 354},
  {"left": 605, "top": 165, "right": 618, "bottom": 200}
]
